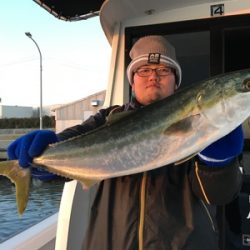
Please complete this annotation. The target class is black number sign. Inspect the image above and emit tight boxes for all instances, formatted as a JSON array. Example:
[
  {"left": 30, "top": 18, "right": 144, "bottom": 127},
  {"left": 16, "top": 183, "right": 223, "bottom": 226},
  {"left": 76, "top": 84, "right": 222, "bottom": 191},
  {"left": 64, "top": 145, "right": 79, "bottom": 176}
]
[{"left": 211, "top": 4, "right": 224, "bottom": 16}]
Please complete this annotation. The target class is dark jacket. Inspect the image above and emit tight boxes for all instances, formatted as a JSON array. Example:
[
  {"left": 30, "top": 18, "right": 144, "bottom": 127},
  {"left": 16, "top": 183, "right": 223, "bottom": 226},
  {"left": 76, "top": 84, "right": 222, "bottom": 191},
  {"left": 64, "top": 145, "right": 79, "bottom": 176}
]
[{"left": 58, "top": 101, "right": 242, "bottom": 250}]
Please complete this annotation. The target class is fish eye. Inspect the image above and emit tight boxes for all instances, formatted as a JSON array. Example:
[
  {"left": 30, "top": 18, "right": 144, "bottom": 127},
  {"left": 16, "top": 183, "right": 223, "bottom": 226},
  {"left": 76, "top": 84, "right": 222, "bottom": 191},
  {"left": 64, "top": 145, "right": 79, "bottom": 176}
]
[{"left": 243, "top": 78, "right": 250, "bottom": 91}]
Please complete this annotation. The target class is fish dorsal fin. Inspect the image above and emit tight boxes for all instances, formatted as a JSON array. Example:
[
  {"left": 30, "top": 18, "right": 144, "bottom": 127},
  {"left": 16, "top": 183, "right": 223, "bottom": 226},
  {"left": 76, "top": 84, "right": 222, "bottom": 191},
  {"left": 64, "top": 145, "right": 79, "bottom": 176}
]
[
  {"left": 106, "top": 110, "right": 135, "bottom": 125},
  {"left": 164, "top": 114, "right": 201, "bottom": 136}
]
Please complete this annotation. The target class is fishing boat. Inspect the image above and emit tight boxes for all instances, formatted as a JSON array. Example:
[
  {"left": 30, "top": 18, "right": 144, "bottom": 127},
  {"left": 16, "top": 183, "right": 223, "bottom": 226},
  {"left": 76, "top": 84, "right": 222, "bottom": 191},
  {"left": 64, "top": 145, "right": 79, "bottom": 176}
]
[{"left": 1, "top": 0, "right": 250, "bottom": 249}]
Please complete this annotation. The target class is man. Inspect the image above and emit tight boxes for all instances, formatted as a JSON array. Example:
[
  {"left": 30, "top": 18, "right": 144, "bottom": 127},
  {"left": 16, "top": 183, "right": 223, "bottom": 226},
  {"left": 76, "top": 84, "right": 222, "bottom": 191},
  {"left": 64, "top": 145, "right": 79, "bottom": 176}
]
[{"left": 8, "top": 36, "right": 243, "bottom": 250}]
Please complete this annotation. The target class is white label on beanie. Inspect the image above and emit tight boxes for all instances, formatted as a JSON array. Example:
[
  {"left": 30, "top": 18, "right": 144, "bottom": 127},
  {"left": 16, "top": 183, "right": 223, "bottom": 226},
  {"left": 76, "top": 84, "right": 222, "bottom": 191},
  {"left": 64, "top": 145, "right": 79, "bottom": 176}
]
[{"left": 148, "top": 53, "right": 161, "bottom": 64}]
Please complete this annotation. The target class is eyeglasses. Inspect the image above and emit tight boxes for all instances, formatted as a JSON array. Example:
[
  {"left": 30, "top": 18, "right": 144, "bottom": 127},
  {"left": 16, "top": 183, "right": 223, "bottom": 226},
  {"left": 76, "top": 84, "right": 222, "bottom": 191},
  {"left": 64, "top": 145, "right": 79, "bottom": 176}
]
[{"left": 135, "top": 67, "right": 174, "bottom": 77}]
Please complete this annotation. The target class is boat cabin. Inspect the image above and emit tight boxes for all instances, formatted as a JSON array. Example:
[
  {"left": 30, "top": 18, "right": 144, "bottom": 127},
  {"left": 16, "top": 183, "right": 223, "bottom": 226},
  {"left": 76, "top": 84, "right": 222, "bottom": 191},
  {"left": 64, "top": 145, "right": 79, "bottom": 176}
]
[{"left": 34, "top": 0, "right": 250, "bottom": 145}]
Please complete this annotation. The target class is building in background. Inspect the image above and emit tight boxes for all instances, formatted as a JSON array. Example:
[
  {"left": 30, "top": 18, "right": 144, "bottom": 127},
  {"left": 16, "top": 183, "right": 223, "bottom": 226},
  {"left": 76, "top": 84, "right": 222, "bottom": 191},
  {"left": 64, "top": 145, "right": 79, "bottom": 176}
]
[
  {"left": 0, "top": 90, "right": 106, "bottom": 130},
  {"left": 0, "top": 104, "right": 52, "bottom": 118},
  {"left": 53, "top": 90, "right": 106, "bottom": 133},
  {"left": 0, "top": 105, "right": 33, "bottom": 118}
]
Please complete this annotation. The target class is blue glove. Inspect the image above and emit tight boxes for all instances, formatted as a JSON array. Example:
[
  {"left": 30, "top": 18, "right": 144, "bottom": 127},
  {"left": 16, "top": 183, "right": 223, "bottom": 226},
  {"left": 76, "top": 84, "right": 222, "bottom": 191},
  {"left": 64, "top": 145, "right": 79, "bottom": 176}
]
[
  {"left": 7, "top": 130, "right": 58, "bottom": 168},
  {"left": 198, "top": 125, "right": 244, "bottom": 167}
]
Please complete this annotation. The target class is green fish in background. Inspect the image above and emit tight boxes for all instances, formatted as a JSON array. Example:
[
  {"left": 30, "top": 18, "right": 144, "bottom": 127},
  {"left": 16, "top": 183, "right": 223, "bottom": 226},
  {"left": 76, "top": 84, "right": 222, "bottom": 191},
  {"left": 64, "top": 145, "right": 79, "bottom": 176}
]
[{"left": 1, "top": 68, "right": 250, "bottom": 215}]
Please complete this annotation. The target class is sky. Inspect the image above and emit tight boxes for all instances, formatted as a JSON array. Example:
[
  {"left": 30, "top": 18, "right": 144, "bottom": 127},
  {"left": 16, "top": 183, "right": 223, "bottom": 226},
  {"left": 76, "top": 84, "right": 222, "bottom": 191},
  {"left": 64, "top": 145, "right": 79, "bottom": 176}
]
[{"left": 0, "top": 0, "right": 111, "bottom": 107}]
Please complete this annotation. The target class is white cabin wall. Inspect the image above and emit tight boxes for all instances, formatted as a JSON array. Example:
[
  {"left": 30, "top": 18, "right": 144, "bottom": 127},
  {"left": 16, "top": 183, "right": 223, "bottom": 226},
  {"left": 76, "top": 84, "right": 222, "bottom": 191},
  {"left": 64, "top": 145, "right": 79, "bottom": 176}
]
[
  {"left": 124, "top": 0, "right": 250, "bottom": 28},
  {"left": 104, "top": 23, "right": 130, "bottom": 106}
]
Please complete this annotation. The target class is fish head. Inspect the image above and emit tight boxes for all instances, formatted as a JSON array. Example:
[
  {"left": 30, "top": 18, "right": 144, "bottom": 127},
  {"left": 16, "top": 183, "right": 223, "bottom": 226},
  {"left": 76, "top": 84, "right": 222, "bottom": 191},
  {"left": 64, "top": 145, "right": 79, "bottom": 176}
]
[{"left": 196, "top": 68, "right": 250, "bottom": 129}]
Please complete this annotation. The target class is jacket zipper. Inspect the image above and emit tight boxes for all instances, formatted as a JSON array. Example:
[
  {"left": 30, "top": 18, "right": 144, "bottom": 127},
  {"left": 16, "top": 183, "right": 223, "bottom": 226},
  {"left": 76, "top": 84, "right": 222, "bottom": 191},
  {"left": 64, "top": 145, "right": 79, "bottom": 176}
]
[
  {"left": 200, "top": 200, "right": 216, "bottom": 232},
  {"left": 138, "top": 172, "right": 147, "bottom": 250}
]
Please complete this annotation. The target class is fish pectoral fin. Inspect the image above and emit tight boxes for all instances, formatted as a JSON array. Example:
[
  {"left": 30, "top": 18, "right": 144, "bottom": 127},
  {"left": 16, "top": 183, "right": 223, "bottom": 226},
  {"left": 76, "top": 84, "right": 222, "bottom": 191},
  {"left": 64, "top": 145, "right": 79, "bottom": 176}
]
[
  {"left": 164, "top": 114, "right": 201, "bottom": 136},
  {"left": 174, "top": 153, "right": 198, "bottom": 165},
  {"left": 0, "top": 160, "right": 31, "bottom": 215}
]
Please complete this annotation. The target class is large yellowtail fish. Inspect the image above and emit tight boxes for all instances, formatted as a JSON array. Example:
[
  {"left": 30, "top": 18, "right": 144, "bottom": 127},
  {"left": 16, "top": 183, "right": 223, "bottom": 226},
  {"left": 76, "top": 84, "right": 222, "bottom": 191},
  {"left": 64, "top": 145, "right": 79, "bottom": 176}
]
[{"left": 1, "top": 69, "right": 250, "bottom": 214}]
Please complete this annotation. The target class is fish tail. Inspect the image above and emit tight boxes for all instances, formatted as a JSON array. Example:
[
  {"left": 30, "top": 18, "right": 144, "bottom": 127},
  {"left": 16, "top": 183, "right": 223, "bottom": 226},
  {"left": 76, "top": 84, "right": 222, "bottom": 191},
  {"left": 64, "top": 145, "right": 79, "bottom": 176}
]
[{"left": 0, "top": 160, "right": 31, "bottom": 215}]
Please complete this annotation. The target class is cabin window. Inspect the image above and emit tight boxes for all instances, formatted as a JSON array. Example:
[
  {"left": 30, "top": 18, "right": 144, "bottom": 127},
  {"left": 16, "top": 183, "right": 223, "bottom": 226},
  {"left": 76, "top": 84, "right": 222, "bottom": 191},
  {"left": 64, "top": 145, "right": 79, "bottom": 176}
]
[
  {"left": 224, "top": 27, "right": 250, "bottom": 72},
  {"left": 166, "top": 31, "right": 210, "bottom": 88}
]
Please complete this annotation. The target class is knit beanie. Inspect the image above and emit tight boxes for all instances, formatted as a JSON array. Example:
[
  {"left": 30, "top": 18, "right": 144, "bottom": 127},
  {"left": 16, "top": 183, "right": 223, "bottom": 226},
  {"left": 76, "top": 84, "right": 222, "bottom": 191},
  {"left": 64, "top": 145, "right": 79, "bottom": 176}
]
[{"left": 127, "top": 35, "right": 182, "bottom": 87}]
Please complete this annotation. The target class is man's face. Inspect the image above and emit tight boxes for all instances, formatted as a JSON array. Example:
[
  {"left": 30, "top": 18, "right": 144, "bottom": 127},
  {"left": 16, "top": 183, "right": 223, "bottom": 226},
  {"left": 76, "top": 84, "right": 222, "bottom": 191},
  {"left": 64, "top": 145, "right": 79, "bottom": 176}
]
[{"left": 132, "top": 64, "right": 176, "bottom": 105}]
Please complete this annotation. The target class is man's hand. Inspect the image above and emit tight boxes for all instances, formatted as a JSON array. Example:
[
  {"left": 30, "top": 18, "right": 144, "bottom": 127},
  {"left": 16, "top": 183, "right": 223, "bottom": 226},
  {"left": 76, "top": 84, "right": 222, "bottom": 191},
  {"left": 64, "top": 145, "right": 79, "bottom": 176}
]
[
  {"left": 198, "top": 125, "right": 244, "bottom": 166},
  {"left": 7, "top": 130, "right": 58, "bottom": 168}
]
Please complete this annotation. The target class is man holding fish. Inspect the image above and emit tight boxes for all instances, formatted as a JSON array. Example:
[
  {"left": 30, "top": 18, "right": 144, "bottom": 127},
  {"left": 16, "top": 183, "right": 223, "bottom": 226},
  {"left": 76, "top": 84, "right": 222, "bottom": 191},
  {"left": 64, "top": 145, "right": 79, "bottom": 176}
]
[{"left": 7, "top": 36, "right": 244, "bottom": 249}]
